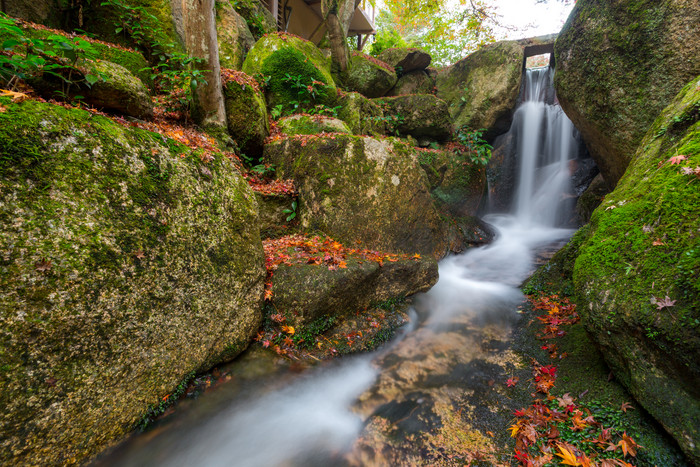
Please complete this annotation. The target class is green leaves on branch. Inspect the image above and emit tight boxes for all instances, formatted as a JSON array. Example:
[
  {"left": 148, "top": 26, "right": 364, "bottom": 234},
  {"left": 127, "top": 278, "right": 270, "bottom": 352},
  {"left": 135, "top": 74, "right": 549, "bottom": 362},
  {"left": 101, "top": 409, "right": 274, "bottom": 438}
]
[{"left": 455, "top": 127, "right": 492, "bottom": 165}]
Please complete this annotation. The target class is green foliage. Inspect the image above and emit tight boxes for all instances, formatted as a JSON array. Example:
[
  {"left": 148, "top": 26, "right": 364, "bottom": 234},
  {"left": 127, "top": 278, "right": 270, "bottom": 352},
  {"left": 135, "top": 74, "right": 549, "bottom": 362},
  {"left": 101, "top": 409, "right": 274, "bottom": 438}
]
[
  {"left": 369, "top": 27, "right": 408, "bottom": 57},
  {"left": 282, "top": 200, "right": 297, "bottom": 222},
  {"left": 454, "top": 127, "right": 492, "bottom": 165},
  {"left": 292, "top": 315, "right": 337, "bottom": 349},
  {"left": 136, "top": 371, "right": 196, "bottom": 431},
  {"left": 0, "top": 12, "right": 102, "bottom": 96}
]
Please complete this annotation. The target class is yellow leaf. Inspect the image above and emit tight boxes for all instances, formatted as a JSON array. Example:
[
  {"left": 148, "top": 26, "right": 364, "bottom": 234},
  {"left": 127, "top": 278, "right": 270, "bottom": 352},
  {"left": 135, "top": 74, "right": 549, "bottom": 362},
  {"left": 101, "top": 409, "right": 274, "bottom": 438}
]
[
  {"left": 555, "top": 444, "right": 581, "bottom": 466},
  {"left": 281, "top": 325, "right": 295, "bottom": 335},
  {"left": 508, "top": 424, "right": 519, "bottom": 437}
]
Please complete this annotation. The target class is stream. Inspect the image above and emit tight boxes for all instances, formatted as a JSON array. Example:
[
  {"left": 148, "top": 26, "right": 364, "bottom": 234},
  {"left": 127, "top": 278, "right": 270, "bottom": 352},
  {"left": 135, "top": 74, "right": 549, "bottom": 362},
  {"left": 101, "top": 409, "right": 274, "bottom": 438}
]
[{"left": 97, "top": 67, "right": 583, "bottom": 466}]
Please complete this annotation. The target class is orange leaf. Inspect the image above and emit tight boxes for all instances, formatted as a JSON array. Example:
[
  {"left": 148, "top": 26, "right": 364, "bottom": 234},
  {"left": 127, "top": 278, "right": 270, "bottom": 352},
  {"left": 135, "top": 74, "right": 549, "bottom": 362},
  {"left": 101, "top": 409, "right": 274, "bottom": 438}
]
[
  {"left": 264, "top": 289, "right": 273, "bottom": 300},
  {"left": 281, "top": 325, "right": 295, "bottom": 335},
  {"left": 555, "top": 444, "right": 581, "bottom": 466},
  {"left": 412, "top": 253, "right": 421, "bottom": 259},
  {"left": 620, "top": 402, "right": 634, "bottom": 413}
]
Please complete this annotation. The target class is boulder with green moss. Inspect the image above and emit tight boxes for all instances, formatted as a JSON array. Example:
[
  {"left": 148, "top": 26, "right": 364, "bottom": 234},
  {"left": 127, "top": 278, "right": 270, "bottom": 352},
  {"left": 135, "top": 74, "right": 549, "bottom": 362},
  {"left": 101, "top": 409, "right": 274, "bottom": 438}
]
[
  {"left": 374, "top": 94, "right": 453, "bottom": 142},
  {"left": 436, "top": 40, "right": 523, "bottom": 139},
  {"left": 277, "top": 114, "right": 351, "bottom": 136},
  {"left": 554, "top": 0, "right": 700, "bottom": 186},
  {"left": 377, "top": 47, "right": 431, "bottom": 74},
  {"left": 345, "top": 53, "right": 397, "bottom": 99},
  {"left": 223, "top": 71, "right": 269, "bottom": 158},
  {"left": 387, "top": 70, "right": 436, "bottom": 97},
  {"left": 216, "top": 0, "right": 256, "bottom": 69},
  {"left": 572, "top": 76, "right": 700, "bottom": 463},
  {"left": 273, "top": 256, "right": 438, "bottom": 327},
  {"left": 0, "top": 98, "right": 265, "bottom": 465},
  {"left": 334, "top": 91, "right": 385, "bottom": 136},
  {"left": 264, "top": 134, "right": 452, "bottom": 258},
  {"left": 242, "top": 33, "right": 336, "bottom": 110},
  {"left": 228, "top": 0, "right": 276, "bottom": 40}
]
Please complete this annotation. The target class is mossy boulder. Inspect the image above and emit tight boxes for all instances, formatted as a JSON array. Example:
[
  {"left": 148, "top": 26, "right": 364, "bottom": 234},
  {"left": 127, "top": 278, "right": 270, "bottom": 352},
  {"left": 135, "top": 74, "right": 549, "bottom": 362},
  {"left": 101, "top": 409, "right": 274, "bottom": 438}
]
[
  {"left": 277, "top": 114, "right": 351, "bottom": 136},
  {"left": 377, "top": 47, "right": 431, "bottom": 73},
  {"left": 273, "top": 256, "right": 438, "bottom": 327},
  {"left": 387, "top": 70, "right": 436, "bottom": 97},
  {"left": 0, "top": 98, "right": 265, "bottom": 465},
  {"left": 334, "top": 91, "right": 385, "bottom": 136},
  {"left": 264, "top": 134, "right": 451, "bottom": 258},
  {"left": 242, "top": 33, "right": 336, "bottom": 110},
  {"left": 345, "top": 53, "right": 398, "bottom": 99},
  {"left": 572, "top": 76, "right": 700, "bottom": 463},
  {"left": 374, "top": 94, "right": 453, "bottom": 142},
  {"left": 575, "top": 173, "right": 609, "bottom": 225},
  {"left": 216, "top": 0, "right": 256, "bottom": 69},
  {"left": 436, "top": 40, "right": 523, "bottom": 140},
  {"left": 2, "top": 0, "right": 60, "bottom": 28},
  {"left": 554, "top": 0, "right": 700, "bottom": 186},
  {"left": 228, "top": 0, "right": 276, "bottom": 40},
  {"left": 255, "top": 192, "right": 296, "bottom": 238},
  {"left": 222, "top": 72, "right": 269, "bottom": 158}
]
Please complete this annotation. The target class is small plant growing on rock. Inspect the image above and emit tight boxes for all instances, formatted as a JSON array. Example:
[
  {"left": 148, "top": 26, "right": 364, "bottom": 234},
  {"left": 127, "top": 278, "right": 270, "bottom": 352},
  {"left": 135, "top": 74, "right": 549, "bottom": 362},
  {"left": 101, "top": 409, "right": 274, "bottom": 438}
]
[{"left": 454, "top": 126, "right": 492, "bottom": 165}]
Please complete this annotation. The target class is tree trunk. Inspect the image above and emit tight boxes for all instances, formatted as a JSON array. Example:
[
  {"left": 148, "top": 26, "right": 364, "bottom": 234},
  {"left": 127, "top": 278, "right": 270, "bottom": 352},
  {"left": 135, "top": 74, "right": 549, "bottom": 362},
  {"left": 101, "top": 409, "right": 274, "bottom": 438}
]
[
  {"left": 321, "top": 0, "right": 355, "bottom": 75},
  {"left": 180, "top": 0, "right": 227, "bottom": 128}
]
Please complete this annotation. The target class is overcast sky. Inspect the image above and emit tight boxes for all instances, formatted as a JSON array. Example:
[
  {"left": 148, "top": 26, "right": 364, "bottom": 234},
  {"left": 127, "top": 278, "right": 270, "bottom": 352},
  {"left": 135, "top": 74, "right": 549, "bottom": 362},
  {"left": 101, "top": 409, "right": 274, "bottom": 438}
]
[{"left": 492, "top": 0, "right": 575, "bottom": 39}]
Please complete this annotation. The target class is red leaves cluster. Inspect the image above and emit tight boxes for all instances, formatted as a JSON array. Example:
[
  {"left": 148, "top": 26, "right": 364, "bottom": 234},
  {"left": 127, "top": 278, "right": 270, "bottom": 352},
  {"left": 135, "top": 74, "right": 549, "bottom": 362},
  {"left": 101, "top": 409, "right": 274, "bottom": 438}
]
[
  {"left": 221, "top": 68, "right": 262, "bottom": 94},
  {"left": 510, "top": 361, "right": 640, "bottom": 467},
  {"left": 351, "top": 51, "right": 394, "bottom": 73},
  {"left": 529, "top": 294, "right": 579, "bottom": 358},
  {"left": 246, "top": 176, "right": 296, "bottom": 196}
]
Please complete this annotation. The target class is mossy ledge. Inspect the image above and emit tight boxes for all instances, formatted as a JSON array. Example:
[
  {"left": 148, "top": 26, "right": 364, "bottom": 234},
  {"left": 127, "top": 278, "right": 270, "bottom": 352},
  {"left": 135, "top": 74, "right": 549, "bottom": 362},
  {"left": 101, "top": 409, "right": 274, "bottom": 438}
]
[{"left": 0, "top": 98, "right": 265, "bottom": 465}]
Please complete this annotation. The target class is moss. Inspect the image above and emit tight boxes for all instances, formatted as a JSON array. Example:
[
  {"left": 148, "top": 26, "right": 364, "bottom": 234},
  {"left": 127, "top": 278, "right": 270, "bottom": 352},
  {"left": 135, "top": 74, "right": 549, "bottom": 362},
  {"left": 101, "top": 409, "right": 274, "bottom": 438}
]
[
  {"left": 0, "top": 97, "right": 265, "bottom": 465},
  {"left": 223, "top": 75, "right": 269, "bottom": 158},
  {"left": 572, "top": 76, "right": 700, "bottom": 462},
  {"left": 346, "top": 54, "right": 398, "bottom": 99}
]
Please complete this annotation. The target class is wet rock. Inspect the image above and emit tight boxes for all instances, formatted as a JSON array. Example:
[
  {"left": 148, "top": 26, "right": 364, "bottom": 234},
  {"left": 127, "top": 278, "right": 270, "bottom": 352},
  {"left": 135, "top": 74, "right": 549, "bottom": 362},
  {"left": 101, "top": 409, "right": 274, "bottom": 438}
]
[
  {"left": 264, "top": 134, "right": 452, "bottom": 258},
  {"left": 334, "top": 91, "right": 386, "bottom": 136},
  {"left": 272, "top": 256, "right": 438, "bottom": 326},
  {"left": 436, "top": 40, "right": 523, "bottom": 140},
  {"left": 345, "top": 53, "right": 397, "bottom": 98},
  {"left": 0, "top": 98, "right": 265, "bottom": 466},
  {"left": 373, "top": 94, "right": 453, "bottom": 142},
  {"left": 377, "top": 47, "right": 432, "bottom": 74},
  {"left": 575, "top": 173, "right": 609, "bottom": 225},
  {"left": 573, "top": 76, "right": 700, "bottom": 463},
  {"left": 554, "top": 0, "right": 700, "bottom": 186}
]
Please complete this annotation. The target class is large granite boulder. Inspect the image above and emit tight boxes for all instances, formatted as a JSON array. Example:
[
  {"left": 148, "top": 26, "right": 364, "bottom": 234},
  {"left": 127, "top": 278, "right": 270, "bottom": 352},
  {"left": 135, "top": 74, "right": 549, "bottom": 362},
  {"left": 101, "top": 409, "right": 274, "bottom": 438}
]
[
  {"left": 554, "top": 0, "right": 700, "bottom": 186},
  {"left": 345, "top": 53, "right": 398, "bottom": 99},
  {"left": 573, "top": 76, "right": 700, "bottom": 463},
  {"left": 436, "top": 40, "right": 523, "bottom": 140},
  {"left": 374, "top": 94, "right": 453, "bottom": 142},
  {"left": 228, "top": 0, "right": 277, "bottom": 40},
  {"left": 222, "top": 70, "right": 269, "bottom": 158},
  {"left": 264, "top": 135, "right": 451, "bottom": 258},
  {"left": 242, "top": 32, "right": 336, "bottom": 110},
  {"left": 387, "top": 70, "right": 436, "bottom": 97},
  {"left": 377, "top": 47, "right": 432, "bottom": 74},
  {"left": 0, "top": 98, "right": 265, "bottom": 465},
  {"left": 273, "top": 256, "right": 438, "bottom": 327},
  {"left": 277, "top": 114, "right": 351, "bottom": 136},
  {"left": 216, "top": 0, "right": 256, "bottom": 69}
]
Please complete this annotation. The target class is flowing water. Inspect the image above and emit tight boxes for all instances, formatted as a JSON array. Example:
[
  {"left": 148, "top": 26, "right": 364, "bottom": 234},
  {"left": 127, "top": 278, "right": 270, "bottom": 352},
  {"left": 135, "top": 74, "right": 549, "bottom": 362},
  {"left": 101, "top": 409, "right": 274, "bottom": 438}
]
[{"left": 98, "top": 67, "right": 582, "bottom": 466}]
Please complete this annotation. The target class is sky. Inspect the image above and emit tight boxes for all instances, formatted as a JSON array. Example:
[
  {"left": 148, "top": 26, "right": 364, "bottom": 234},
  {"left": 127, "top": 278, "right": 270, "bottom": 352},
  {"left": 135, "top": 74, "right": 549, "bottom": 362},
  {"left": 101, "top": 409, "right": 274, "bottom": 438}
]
[{"left": 491, "top": 0, "right": 575, "bottom": 39}]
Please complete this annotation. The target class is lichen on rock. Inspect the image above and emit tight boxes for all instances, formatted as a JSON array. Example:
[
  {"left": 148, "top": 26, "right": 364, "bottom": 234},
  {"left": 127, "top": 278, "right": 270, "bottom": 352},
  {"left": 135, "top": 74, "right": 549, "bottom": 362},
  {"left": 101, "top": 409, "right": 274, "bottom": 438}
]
[
  {"left": 345, "top": 53, "right": 398, "bottom": 99},
  {"left": 0, "top": 97, "right": 265, "bottom": 466}
]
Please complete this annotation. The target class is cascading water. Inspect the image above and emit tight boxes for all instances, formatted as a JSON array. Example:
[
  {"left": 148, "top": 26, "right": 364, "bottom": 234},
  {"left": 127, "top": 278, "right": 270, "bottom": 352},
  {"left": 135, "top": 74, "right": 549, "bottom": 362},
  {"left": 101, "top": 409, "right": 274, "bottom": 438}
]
[{"left": 97, "top": 66, "right": 582, "bottom": 466}]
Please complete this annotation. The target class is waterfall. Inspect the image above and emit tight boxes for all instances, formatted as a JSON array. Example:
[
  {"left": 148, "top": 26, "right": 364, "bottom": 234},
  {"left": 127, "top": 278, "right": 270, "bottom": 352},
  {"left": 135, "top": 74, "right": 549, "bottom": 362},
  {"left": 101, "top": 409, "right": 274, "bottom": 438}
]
[{"left": 512, "top": 67, "right": 579, "bottom": 227}]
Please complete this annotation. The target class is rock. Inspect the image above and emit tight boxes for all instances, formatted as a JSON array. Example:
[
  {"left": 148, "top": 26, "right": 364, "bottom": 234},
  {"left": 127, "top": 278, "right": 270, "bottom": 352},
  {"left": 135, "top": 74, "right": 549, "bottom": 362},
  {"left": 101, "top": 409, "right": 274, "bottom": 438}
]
[
  {"left": 554, "top": 0, "right": 700, "bottom": 186},
  {"left": 255, "top": 192, "right": 297, "bottom": 237},
  {"left": 387, "top": 70, "right": 436, "bottom": 97},
  {"left": 222, "top": 71, "right": 269, "bottom": 158},
  {"left": 228, "top": 0, "right": 277, "bottom": 40},
  {"left": 242, "top": 32, "right": 336, "bottom": 110},
  {"left": 345, "top": 53, "right": 398, "bottom": 99},
  {"left": 377, "top": 47, "right": 432, "bottom": 74},
  {"left": 216, "top": 0, "right": 256, "bottom": 70},
  {"left": 264, "top": 134, "right": 451, "bottom": 258},
  {"left": 573, "top": 76, "right": 700, "bottom": 463},
  {"left": 0, "top": 98, "right": 265, "bottom": 465},
  {"left": 334, "top": 91, "right": 385, "bottom": 136},
  {"left": 436, "top": 40, "right": 523, "bottom": 139},
  {"left": 374, "top": 94, "right": 453, "bottom": 142},
  {"left": 575, "top": 173, "right": 609, "bottom": 225},
  {"left": 277, "top": 114, "right": 351, "bottom": 136},
  {"left": 82, "top": 60, "right": 154, "bottom": 119},
  {"left": 273, "top": 256, "right": 438, "bottom": 327},
  {"left": 2, "top": 0, "right": 59, "bottom": 27}
]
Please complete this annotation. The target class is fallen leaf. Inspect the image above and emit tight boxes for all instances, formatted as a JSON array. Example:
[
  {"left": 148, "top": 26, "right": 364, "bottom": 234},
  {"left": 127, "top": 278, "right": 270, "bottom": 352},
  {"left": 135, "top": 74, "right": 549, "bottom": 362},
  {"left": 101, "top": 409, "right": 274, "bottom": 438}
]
[
  {"left": 0, "top": 104, "right": 6, "bottom": 112},
  {"left": 620, "top": 401, "right": 634, "bottom": 413},
  {"left": 281, "top": 325, "right": 295, "bottom": 335},
  {"left": 668, "top": 154, "right": 687, "bottom": 165},
  {"left": 506, "top": 376, "right": 519, "bottom": 387},
  {"left": 652, "top": 239, "right": 665, "bottom": 246},
  {"left": 35, "top": 259, "right": 52, "bottom": 272},
  {"left": 555, "top": 443, "right": 581, "bottom": 466}
]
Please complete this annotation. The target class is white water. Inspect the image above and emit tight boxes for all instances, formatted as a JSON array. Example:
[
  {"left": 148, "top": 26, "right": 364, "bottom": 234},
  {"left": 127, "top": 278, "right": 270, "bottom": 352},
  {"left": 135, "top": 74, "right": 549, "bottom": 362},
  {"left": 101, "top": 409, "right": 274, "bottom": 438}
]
[{"left": 102, "top": 67, "right": 579, "bottom": 466}]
